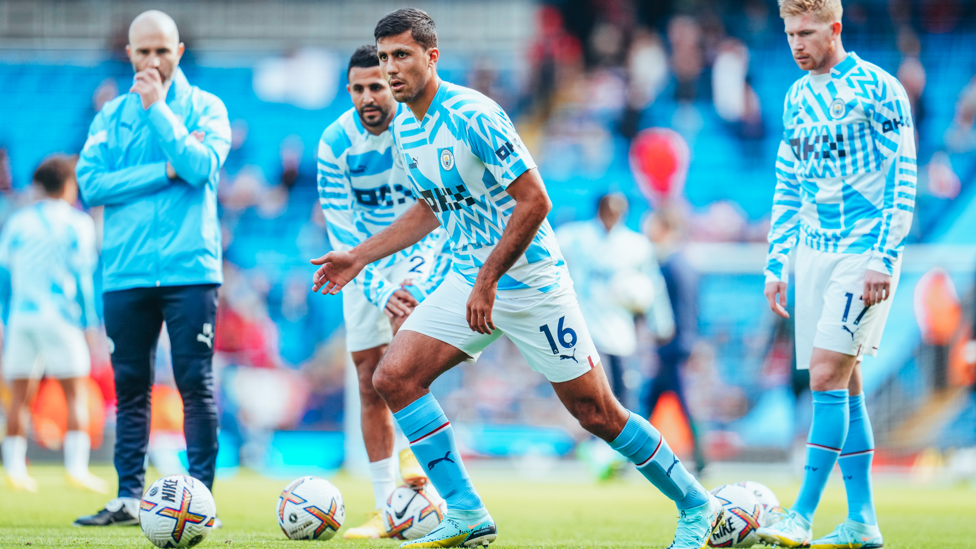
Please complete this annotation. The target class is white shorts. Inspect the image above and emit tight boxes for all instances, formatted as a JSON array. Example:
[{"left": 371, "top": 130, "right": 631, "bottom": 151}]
[
  {"left": 2, "top": 313, "right": 91, "bottom": 380},
  {"left": 400, "top": 272, "right": 600, "bottom": 383},
  {"left": 343, "top": 251, "right": 435, "bottom": 353},
  {"left": 794, "top": 245, "right": 900, "bottom": 370}
]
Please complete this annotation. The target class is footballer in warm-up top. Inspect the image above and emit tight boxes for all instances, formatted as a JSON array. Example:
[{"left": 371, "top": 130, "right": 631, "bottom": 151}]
[
  {"left": 311, "top": 8, "right": 725, "bottom": 549},
  {"left": 315, "top": 44, "right": 450, "bottom": 539},
  {"left": 759, "top": 1, "right": 915, "bottom": 548}
]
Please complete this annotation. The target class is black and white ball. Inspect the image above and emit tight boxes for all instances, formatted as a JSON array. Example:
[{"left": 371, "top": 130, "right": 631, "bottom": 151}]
[
  {"left": 381, "top": 485, "right": 447, "bottom": 540},
  {"left": 708, "top": 484, "right": 765, "bottom": 548},
  {"left": 140, "top": 475, "right": 217, "bottom": 548},
  {"left": 276, "top": 476, "right": 345, "bottom": 540}
]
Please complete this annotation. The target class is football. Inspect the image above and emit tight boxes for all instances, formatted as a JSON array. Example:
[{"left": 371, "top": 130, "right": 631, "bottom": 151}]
[
  {"left": 381, "top": 485, "right": 448, "bottom": 540},
  {"left": 276, "top": 476, "right": 345, "bottom": 540},
  {"left": 708, "top": 484, "right": 765, "bottom": 548},
  {"left": 139, "top": 475, "right": 217, "bottom": 549},
  {"left": 734, "top": 481, "right": 786, "bottom": 526},
  {"left": 609, "top": 270, "right": 657, "bottom": 314}
]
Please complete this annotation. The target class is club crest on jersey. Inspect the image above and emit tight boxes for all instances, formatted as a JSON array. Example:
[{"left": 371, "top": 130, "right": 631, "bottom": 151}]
[
  {"left": 829, "top": 98, "right": 846, "bottom": 119},
  {"left": 440, "top": 148, "right": 455, "bottom": 171}
]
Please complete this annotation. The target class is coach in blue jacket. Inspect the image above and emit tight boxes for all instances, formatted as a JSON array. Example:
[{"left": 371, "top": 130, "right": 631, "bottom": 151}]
[{"left": 74, "top": 10, "right": 230, "bottom": 527}]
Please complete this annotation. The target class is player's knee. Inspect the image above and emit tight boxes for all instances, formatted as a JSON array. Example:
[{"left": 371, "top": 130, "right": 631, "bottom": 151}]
[
  {"left": 371, "top": 366, "right": 399, "bottom": 400},
  {"left": 359, "top": 381, "right": 385, "bottom": 407},
  {"left": 357, "top": 365, "right": 381, "bottom": 395},
  {"left": 809, "top": 365, "right": 845, "bottom": 391}
]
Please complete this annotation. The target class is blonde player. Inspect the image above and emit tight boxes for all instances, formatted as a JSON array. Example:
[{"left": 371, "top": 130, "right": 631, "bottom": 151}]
[{"left": 759, "top": 1, "right": 915, "bottom": 547}]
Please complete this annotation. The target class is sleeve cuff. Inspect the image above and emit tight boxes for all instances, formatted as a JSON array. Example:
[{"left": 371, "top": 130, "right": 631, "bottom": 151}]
[
  {"left": 502, "top": 160, "right": 535, "bottom": 188},
  {"left": 765, "top": 272, "right": 788, "bottom": 285},
  {"left": 867, "top": 255, "right": 892, "bottom": 275},
  {"left": 372, "top": 284, "right": 397, "bottom": 310}
]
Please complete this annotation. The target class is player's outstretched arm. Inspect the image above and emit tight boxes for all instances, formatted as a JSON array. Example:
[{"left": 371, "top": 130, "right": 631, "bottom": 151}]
[
  {"left": 310, "top": 201, "right": 440, "bottom": 295},
  {"left": 467, "top": 168, "right": 551, "bottom": 335},
  {"left": 316, "top": 136, "right": 400, "bottom": 307}
]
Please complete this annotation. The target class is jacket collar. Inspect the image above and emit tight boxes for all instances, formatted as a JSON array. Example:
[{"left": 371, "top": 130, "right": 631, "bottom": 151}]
[{"left": 166, "top": 67, "right": 190, "bottom": 101}]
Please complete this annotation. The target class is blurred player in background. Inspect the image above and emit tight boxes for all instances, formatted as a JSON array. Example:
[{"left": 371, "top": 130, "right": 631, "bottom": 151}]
[
  {"left": 312, "top": 9, "right": 725, "bottom": 549},
  {"left": 759, "top": 0, "right": 915, "bottom": 547},
  {"left": 317, "top": 44, "right": 451, "bottom": 538},
  {"left": 556, "top": 192, "right": 674, "bottom": 402},
  {"left": 73, "top": 10, "right": 231, "bottom": 526},
  {"left": 0, "top": 155, "right": 104, "bottom": 494},
  {"left": 646, "top": 205, "right": 707, "bottom": 474}
]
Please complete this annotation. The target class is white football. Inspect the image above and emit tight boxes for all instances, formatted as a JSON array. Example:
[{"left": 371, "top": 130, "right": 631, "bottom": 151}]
[
  {"left": 708, "top": 484, "right": 765, "bottom": 548},
  {"left": 276, "top": 476, "right": 345, "bottom": 540},
  {"left": 140, "top": 475, "right": 217, "bottom": 548},
  {"left": 381, "top": 485, "right": 447, "bottom": 540},
  {"left": 609, "top": 270, "right": 656, "bottom": 314},
  {"left": 734, "top": 481, "right": 786, "bottom": 526}
]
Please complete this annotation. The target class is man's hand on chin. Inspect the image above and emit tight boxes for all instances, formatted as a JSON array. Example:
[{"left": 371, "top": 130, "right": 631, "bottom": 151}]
[{"left": 130, "top": 69, "right": 166, "bottom": 110}]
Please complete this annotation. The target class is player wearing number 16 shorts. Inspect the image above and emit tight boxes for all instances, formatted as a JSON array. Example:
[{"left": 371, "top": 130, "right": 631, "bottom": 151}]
[
  {"left": 759, "top": 1, "right": 915, "bottom": 548},
  {"left": 311, "top": 9, "right": 724, "bottom": 549},
  {"left": 317, "top": 45, "right": 452, "bottom": 539}
]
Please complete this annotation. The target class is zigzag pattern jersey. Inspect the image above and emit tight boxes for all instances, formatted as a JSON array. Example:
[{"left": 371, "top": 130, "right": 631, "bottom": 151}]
[
  {"left": 765, "top": 52, "right": 917, "bottom": 283},
  {"left": 392, "top": 81, "right": 569, "bottom": 295},
  {"left": 318, "top": 104, "right": 450, "bottom": 306}
]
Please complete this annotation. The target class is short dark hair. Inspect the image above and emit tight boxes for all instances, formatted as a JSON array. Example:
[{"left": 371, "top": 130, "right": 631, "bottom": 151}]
[
  {"left": 374, "top": 8, "right": 437, "bottom": 51},
  {"left": 33, "top": 155, "right": 76, "bottom": 196},
  {"left": 348, "top": 44, "right": 379, "bottom": 76}
]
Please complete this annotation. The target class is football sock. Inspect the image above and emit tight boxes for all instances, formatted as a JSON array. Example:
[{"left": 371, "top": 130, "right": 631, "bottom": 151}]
[
  {"left": 792, "top": 389, "right": 849, "bottom": 522},
  {"left": 610, "top": 412, "right": 709, "bottom": 510},
  {"left": 64, "top": 430, "right": 91, "bottom": 478},
  {"left": 1, "top": 436, "right": 28, "bottom": 478},
  {"left": 368, "top": 456, "right": 397, "bottom": 510},
  {"left": 838, "top": 393, "right": 878, "bottom": 526},
  {"left": 445, "top": 506, "right": 492, "bottom": 523},
  {"left": 393, "top": 393, "right": 484, "bottom": 511}
]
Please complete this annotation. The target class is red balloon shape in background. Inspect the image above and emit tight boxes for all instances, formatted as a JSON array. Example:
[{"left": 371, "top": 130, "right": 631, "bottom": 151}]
[{"left": 629, "top": 128, "right": 690, "bottom": 203}]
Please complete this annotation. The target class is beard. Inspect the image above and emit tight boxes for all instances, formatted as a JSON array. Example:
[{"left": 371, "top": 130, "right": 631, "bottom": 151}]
[{"left": 358, "top": 105, "right": 391, "bottom": 128}]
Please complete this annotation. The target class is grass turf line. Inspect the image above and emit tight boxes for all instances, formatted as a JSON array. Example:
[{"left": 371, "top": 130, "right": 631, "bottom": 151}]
[{"left": 0, "top": 465, "right": 972, "bottom": 548}]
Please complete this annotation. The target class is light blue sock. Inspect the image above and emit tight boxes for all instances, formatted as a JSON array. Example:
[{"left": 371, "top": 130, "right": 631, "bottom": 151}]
[
  {"left": 838, "top": 393, "right": 877, "bottom": 526},
  {"left": 792, "top": 389, "right": 849, "bottom": 522},
  {"left": 393, "top": 393, "right": 484, "bottom": 512},
  {"left": 610, "top": 412, "right": 709, "bottom": 510}
]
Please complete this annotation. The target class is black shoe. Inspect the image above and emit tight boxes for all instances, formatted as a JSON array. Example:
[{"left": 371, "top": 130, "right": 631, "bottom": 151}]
[{"left": 73, "top": 498, "right": 139, "bottom": 526}]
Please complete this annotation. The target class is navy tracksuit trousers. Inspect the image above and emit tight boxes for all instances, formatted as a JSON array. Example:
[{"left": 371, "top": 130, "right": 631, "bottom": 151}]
[{"left": 103, "top": 284, "right": 219, "bottom": 499}]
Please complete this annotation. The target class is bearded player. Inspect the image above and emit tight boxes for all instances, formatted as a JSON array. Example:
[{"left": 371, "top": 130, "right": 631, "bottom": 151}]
[
  {"left": 758, "top": 1, "right": 915, "bottom": 547},
  {"left": 312, "top": 9, "right": 724, "bottom": 549},
  {"left": 317, "top": 44, "right": 452, "bottom": 538}
]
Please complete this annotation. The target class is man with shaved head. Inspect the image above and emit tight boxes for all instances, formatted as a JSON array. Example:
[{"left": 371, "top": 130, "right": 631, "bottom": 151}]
[{"left": 74, "top": 10, "right": 230, "bottom": 527}]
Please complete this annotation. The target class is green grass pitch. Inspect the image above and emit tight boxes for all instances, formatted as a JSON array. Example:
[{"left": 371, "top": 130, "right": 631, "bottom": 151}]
[{"left": 0, "top": 465, "right": 972, "bottom": 548}]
